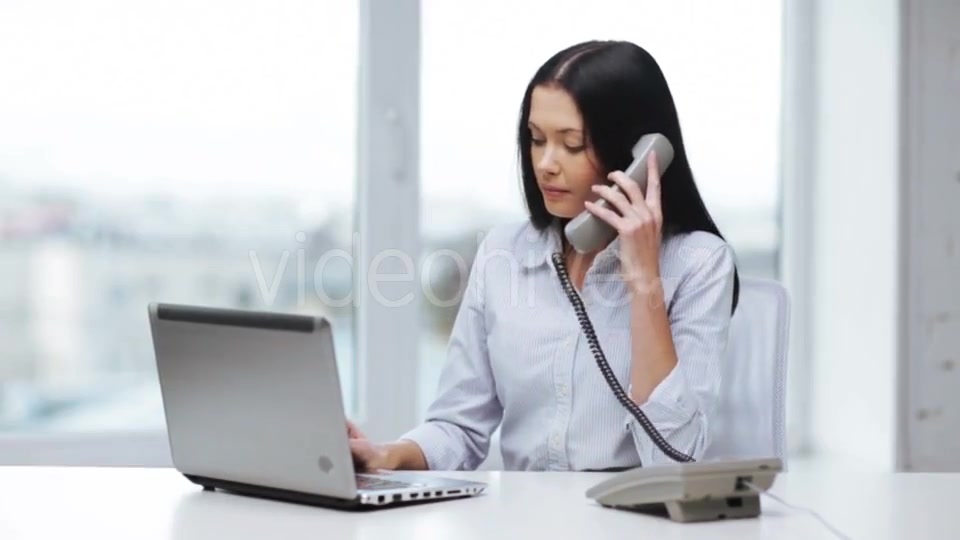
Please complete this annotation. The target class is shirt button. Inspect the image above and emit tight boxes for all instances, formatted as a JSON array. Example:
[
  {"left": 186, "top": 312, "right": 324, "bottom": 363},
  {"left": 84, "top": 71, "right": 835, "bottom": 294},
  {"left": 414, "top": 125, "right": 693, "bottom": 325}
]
[{"left": 558, "top": 384, "right": 568, "bottom": 397}]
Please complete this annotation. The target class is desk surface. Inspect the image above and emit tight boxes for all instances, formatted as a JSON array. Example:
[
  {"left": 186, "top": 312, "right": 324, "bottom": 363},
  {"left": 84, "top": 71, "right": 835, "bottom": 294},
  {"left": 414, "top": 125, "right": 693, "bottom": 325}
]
[{"left": 0, "top": 466, "right": 957, "bottom": 540}]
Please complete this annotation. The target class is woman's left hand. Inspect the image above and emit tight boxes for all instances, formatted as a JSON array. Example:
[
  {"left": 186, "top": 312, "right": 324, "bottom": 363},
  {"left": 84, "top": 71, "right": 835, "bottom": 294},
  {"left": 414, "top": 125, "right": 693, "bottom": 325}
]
[{"left": 584, "top": 151, "right": 663, "bottom": 294}]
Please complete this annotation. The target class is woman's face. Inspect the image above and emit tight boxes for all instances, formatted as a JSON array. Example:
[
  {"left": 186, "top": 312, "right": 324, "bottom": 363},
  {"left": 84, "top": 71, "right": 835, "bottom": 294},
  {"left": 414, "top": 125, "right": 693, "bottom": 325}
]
[{"left": 528, "top": 84, "right": 604, "bottom": 219}]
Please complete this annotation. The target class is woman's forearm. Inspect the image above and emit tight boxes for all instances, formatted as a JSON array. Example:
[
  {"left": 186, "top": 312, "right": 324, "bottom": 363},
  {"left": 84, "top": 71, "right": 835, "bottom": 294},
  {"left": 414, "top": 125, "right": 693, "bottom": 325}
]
[{"left": 628, "top": 281, "right": 679, "bottom": 403}]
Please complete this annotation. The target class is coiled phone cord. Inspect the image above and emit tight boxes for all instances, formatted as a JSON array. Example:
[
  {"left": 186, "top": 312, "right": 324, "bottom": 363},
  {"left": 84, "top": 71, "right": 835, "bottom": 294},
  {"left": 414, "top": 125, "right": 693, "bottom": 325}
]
[{"left": 550, "top": 252, "right": 695, "bottom": 463}]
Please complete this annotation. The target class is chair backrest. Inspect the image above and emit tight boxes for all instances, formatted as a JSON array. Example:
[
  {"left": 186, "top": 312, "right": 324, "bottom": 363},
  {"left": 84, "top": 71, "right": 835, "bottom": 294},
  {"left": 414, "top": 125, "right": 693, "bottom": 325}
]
[{"left": 703, "top": 277, "right": 790, "bottom": 463}]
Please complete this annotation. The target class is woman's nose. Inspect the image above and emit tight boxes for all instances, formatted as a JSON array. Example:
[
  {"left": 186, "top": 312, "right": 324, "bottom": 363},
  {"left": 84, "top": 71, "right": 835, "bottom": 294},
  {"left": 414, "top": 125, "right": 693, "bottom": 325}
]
[{"left": 536, "top": 147, "right": 560, "bottom": 175}]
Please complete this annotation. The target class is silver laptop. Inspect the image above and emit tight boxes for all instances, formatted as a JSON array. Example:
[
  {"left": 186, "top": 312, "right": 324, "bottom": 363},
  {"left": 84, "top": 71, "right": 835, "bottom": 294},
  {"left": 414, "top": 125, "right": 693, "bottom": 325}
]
[{"left": 147, "top": 303, "right": 486, "bottom": 509}]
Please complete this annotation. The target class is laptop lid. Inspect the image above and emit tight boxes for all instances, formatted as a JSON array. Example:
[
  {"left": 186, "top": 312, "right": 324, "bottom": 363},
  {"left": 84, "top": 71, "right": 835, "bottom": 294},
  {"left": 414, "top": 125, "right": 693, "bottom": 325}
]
[{"left": 148, "top": 303, "right": 358, "bottom": 500}]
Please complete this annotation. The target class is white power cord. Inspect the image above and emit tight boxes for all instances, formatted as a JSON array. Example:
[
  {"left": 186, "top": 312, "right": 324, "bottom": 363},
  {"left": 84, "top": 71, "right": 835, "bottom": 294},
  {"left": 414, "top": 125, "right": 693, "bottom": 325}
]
[{"left": 741, "top": 480, "right": 853, "bottom": 540}]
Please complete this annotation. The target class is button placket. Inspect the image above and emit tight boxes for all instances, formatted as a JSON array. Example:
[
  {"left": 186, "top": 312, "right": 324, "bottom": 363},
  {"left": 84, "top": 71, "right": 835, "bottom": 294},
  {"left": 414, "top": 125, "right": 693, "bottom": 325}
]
[
  {"left": 561, "top": 330, "right": 579, "bottom": 469},
  {"left": 547, "top": 331, "right": 576, "bottom": 470}
]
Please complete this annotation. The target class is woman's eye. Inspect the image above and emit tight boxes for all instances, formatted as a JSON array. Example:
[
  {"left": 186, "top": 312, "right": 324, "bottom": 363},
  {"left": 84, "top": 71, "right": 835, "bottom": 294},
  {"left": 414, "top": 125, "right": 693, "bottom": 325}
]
[
  {"left": 531, "top": 138, "right": 546, "bottom": 146},
  {"left": 565, "top": 144, "right": 585, "bottom": 153}
]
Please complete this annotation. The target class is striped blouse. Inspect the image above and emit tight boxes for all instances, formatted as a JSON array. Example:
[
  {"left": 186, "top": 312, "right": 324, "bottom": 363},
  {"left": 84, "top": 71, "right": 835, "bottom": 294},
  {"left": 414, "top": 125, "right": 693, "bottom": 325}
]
[{"left": 400, "top": 219, "right": 737, "bottom": 471}]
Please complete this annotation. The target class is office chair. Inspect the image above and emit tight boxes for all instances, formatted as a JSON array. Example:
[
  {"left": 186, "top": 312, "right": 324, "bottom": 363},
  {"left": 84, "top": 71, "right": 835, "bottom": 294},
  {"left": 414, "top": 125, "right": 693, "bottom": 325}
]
[{"left": 703, "top": 277, "right": 790, "bottom": 462}]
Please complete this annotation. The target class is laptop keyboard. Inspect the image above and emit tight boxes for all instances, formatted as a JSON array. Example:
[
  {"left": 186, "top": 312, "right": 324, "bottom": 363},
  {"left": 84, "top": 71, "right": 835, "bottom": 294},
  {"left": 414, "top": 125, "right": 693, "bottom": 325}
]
[{"left": 356, "top": 475, "right": 412, "bottom": 491}]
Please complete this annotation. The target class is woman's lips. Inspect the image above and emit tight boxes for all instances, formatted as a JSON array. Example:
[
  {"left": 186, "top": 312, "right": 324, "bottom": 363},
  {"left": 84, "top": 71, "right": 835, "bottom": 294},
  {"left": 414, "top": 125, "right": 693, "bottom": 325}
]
[{"left": 541, "top": 185, "right": 570, "bottom": 200}]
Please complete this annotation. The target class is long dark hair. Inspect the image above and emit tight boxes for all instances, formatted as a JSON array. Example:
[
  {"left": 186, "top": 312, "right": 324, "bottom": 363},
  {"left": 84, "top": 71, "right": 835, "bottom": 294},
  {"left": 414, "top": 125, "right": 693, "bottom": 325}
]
[{"left": 517, "top": 40, "right": 739, "bottom": 311}]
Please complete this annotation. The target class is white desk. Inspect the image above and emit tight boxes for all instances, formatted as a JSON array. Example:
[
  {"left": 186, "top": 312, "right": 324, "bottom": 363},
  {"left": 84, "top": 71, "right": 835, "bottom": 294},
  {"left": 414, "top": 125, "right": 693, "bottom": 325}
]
[{"left": 0, "top": 466, "right": 957, "bottom": 539}]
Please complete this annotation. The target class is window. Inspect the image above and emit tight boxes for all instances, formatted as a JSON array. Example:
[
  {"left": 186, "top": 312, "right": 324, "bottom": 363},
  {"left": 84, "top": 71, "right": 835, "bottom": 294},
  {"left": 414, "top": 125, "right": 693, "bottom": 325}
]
[
  {"left": 418, "top": 0, "right": 783, "bottom": 414},
  {"left": 1, "top": 1, "right": 789, "bottom": 464},
  {"left": 0, "top": 1, "right": 359, "bottom": 437}
]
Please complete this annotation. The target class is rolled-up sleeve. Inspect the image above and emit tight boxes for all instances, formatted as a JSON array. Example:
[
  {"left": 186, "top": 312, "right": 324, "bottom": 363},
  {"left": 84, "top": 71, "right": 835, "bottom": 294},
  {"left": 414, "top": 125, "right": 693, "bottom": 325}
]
[
  {"left": 626, "top": 243, "right": 736, "bottom": 465},
  {"left": 399, "top": 244, "right": 503, "bottom": 470}
]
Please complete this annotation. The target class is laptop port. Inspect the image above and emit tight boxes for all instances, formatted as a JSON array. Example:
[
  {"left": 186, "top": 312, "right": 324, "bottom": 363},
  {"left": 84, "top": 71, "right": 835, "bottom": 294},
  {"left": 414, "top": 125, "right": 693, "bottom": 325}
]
[
  {"left": 448, "top": 489, "right": 461, "bottom": 495},
  {"left": 378, "top": 495, "right": 386, "bottom": 504},
  {"left": 435, "top": 491, "right": 442, "bottom": 497},
  {"left": 410, "top": 493, "right": 419, "bottom": 499}
]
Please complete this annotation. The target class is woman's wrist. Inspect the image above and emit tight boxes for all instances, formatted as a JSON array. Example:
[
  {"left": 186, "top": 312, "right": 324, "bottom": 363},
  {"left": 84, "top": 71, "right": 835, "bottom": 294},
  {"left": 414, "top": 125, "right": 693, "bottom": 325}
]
[
  {"left": 382, "top": 440, "right": 428, "bottom": 470},
  {"left": 626, "top": 272, "right": 664, "bottom": 301},
  {"left": 365, "top": 443, "right": 392, "bottom": 470}
]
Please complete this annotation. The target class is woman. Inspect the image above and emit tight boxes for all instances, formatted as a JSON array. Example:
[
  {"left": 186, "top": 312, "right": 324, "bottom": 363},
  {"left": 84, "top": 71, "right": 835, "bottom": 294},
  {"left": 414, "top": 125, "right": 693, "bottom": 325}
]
[{"left": 349, "top": 40, "right": 739, "bottom": 471}]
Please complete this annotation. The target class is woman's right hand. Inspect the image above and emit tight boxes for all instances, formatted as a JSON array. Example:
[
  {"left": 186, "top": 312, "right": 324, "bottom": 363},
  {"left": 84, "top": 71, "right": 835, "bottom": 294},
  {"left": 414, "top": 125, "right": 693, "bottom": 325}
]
[{"left": 346, "top": 419, "right": 391, "bottom": 471}]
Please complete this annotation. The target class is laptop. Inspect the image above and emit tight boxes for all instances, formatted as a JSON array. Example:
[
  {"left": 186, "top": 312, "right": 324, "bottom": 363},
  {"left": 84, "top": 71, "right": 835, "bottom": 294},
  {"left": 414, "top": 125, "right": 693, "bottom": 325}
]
[{"left": 147, "top": 302, "right": 486, "bottom": 509}]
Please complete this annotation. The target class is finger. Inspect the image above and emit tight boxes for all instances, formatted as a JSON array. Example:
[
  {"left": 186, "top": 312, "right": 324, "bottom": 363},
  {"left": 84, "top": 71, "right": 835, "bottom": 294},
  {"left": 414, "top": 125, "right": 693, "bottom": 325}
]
[
  {"left": 591, "top": 184, "right": 637, "bottom": 219},
  {"left": 584, "top": 200, "right": 626, "bottom": 230},
  {"left": 346, "top": 420, "right": 364, "bottom": 439},
  {"left": 607, "top": 171, "right": 645, "bottom": 207},
  {"left": 645, "top": 151, "right": 663, "bottom": 222},
  {"left": 348, "top": 439, "right": 361, "bottom": 458},
  {"left": 349, "top": 440, "right": 374, "bottom": 470}
]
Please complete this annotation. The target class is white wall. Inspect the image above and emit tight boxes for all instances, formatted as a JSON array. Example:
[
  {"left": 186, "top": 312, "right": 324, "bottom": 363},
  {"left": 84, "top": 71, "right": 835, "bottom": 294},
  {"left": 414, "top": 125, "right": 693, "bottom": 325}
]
[
  {"left": 802, "top": 0, "right": 960, "bottom": 471},
  {"left": 899, "top": 0, "right": 960, "bottom": 471},
  {"left": 808, "top": 0, "right": 900, "bottom": 469}
]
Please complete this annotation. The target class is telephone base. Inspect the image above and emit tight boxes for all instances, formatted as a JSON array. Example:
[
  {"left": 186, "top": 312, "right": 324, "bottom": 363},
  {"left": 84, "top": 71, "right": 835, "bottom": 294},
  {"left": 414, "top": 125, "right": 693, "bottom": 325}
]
[{"left": 606, "top": 494, "right": 762, "bottom": 523}]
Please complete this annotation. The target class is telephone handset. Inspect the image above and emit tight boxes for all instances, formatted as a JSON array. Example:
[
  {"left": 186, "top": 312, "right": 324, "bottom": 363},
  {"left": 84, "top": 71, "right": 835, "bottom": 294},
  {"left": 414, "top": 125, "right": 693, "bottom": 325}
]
[{"left": 563, "top": 133, "right": 675, "bottom": 254}]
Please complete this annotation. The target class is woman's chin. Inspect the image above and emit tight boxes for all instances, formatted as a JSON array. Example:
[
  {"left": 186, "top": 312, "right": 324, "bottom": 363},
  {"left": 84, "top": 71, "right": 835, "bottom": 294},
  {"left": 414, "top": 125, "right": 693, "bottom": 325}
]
[{"left": 544, "top": 200, "right": 584, "bottom": 219}]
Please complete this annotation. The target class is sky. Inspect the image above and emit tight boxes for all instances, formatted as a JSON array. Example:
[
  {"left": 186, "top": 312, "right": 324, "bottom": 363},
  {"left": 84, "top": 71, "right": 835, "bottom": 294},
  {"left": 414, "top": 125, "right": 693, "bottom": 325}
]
[{"left": 0, "top": 0, "right": 782, "bottom": 221}]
